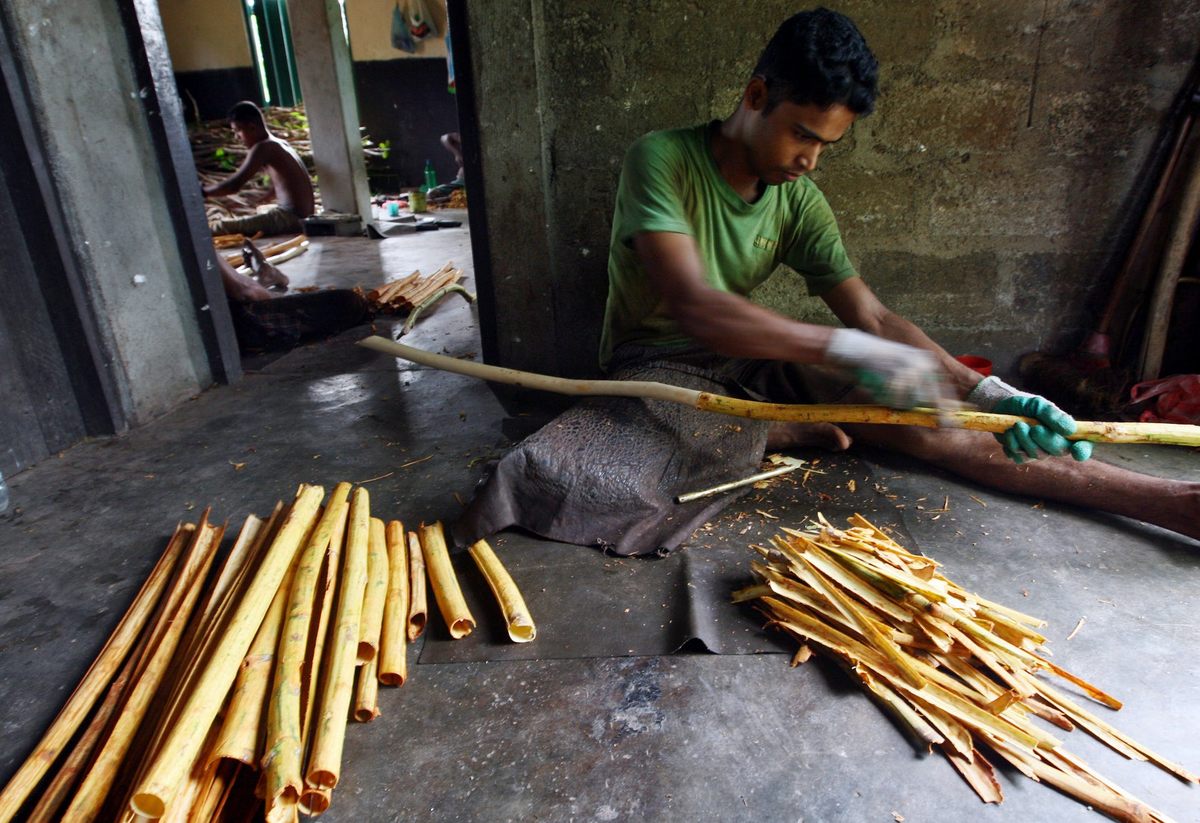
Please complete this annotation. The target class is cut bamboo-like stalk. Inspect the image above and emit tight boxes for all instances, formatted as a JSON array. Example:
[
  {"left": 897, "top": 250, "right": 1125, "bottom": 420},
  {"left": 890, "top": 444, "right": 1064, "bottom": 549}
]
[
  {"left": 354, "top": 657, "right": 381, "bottom": 722},
  {"left": 130, "top": 484, "right": 324, "bottom": 820},
  {"left": 185, "top": 760, "right": 237, "bottom": 823},
  {"left": 264, "top": 483, "right": 351, "bottom": 823},
  {"left": 860, "top": 673, "right": 944, "bottom": 750},
  {"left": 675, "top": 460, "right": 806, "bottom": 503},
  {"left": 468, "top": 539, "right": 535, "bottom": 643},
  {"left": 159, "top": 717, "right": 225, "bottom": 823},
  {"left": 193, "top": 513, "right": 266, "bottom": 634},
  {"left": 64, "top": 519, "right": 225, "bottom": 823},
  {"left": 367, "top": 269, "right": 420, "bottom": 303},
  {"left": 406, "top": 530, "right": 428, "bottom": 640},
  {"left": 420, "top": 522, "right": 475, "bottom": 639},
  {"left": 210, "top": 539, "right": 303, "bottom": 768},
  {"left": 357, "top": 517, "right": 389, "bottom": 663},
  {"left": 298, "top": 786, "right": 331, "bottom": 817},
  {"left": 942, "top": 745, "right": 1003, "bottom": 804},
  {"left": 25, "top": 574, "right": 164, "bottom": 823},
  {"left": 130, "top": 505, "right": 287, "bottom": 812},
  {"left": 358, "top": 336, "right": 1200, "bottom": 446},
  {"left": 306, "top": 487, "right": 370, "bottom": 791},
  {"left": 379, "top": 521, "right": 409, "bottom": 686},
  {"left": 164, "top": 505, "right": 285, "bottom": 736},
  {"left": 0, "top": 523, "right": 191, "bottom": 822},
  {"left": 300, "top": 491, "right": 350, "bottom": 754}
]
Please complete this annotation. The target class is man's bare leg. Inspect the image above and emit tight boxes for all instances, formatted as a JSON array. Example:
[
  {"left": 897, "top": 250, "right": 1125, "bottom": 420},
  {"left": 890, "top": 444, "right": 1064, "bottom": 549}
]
[
  {"left": 843, "top": 423, "right": 1200, "bottom": 542},
  {"left": 217, "top": 255, "right": 272, "bottom": 302},
  {"left": 766, "top": 421, "right": 852, "bottom": 452}
]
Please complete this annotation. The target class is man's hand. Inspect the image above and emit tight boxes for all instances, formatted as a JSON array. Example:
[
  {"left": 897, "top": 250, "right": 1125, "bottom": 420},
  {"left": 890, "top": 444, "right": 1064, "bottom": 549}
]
[
  {"left": 967, "top": 377, "right": 1092, "bottom": 464},
  {"left": 825, "top": 328, "right": 955, "bottom": 410}
]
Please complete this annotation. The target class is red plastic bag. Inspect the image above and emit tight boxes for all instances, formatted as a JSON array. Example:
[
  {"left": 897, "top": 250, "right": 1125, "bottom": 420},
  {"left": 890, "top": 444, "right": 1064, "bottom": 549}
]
[{"left": 1129, "top": 374, "right": 1200, "bottom": 424}]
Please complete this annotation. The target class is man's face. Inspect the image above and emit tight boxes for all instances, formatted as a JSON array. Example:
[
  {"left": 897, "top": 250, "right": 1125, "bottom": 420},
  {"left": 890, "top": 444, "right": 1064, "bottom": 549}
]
[
  {"left": 231, "top": 121, "right": 257, "bottom": 147},
  {"left": 743, "top": 87, "right": 857, "bottom": 185}
]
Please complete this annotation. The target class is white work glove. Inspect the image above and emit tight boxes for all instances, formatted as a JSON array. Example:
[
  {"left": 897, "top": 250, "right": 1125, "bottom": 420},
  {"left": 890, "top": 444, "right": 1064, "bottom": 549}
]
[
  {"left": 825, "top": 328, "right": 953, "bottom": 410},
  {"left": 967, "top": 376, "right": 1092, "bottom": 464}
]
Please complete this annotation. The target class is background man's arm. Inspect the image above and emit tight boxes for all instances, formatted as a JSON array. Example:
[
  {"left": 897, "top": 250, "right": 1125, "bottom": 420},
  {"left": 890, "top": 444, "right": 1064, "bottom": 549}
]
[{"left": 202, "top": 144, "right": 268, "bottom": 198}]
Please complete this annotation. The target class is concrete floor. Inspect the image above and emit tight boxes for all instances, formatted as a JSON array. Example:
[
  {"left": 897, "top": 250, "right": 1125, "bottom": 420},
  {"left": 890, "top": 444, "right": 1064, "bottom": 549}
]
[{"left": 1, "top": 219, "right": 1198, "bottom": 822}]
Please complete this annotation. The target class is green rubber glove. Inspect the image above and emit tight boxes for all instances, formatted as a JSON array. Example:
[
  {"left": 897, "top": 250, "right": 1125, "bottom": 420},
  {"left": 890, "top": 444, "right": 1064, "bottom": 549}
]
[{"left": 970, "top": 378, "right": 1092, "bottom": 464}]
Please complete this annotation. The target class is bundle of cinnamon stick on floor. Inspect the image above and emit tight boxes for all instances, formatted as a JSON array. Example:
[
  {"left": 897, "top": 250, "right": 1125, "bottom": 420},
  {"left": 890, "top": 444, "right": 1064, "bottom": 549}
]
[
  {"left": 365, "top": 262, "right": 465, "bottom": 315},
  {"left": 736, "top": 514, "right": 1196, "bottom": 822},
  {"left": 0, "top": 483, "right": 533, "bottom": 822}
]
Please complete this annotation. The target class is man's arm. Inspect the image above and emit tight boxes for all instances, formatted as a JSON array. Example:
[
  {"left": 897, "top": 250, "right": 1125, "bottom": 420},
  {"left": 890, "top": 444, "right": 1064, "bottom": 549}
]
[
  {"left": 821, "top": 276, "right": 1091, "bottom": 462},
  {"left": 633, "top": 231, "right": 834, "bottom": 362},
  {"left": 632, "top": 230, "right": 951, "bottom": 410},
  {"left": 820, "top": 276, "right": 983, "bottom": 397},
  {"left": 202, "top": 144, "right": 268, "bottom": 198}
]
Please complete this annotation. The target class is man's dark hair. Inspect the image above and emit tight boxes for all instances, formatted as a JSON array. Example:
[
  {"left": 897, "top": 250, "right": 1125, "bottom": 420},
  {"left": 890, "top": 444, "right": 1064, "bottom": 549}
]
[
  {"left": 228, "top": 100, "right": 266, "bottom": 127},
  {"left": 754, "top": 8, "right": 878, "bottom": 115}
]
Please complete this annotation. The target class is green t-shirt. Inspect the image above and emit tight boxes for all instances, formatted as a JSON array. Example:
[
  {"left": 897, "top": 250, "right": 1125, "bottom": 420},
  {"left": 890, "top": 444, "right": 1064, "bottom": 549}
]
[{"left": 600, "top": 122, "right": 858, "bottom": 368}]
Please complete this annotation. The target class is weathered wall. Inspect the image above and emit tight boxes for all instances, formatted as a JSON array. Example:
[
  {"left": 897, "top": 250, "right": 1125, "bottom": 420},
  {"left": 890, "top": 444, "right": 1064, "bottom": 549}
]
[
  {"left": 5, "top": 0, "right": 214, "bottom": 424},
  {"left": 467, "top": 1, "right": 1200, "bottom": 377},
  {"left": 159, "top": 0, "right": 251, "bottom": 71}
]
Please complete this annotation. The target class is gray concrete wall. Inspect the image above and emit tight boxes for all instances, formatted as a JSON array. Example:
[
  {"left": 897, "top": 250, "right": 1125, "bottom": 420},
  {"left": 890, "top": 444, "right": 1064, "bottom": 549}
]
[
  {"left": 5, "top": 0, "right": 213, "bottom": 424},
  {"left": 466, "top": 1, "right": 1200, "bottom": 377}
]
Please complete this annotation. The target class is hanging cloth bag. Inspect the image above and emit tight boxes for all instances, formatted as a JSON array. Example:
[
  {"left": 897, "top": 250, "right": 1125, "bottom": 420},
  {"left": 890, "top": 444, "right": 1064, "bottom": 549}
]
[
  {"left": 407, "top": 0, "right": 439, "bottom": 41},
  {"left": 392, "top": 1, "right": 416, "bottom": 53}
]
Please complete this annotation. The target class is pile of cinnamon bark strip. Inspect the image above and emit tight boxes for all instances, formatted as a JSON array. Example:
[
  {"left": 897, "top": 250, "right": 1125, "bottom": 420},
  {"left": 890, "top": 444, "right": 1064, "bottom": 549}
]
[{"left": 736, "top": 513, "right": 1196, "bottom": 823}]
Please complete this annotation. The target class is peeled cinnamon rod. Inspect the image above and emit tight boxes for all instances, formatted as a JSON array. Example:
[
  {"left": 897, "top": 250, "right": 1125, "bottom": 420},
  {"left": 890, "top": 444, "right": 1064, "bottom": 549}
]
[{"left": 359, "top": 336, "right": 1200, "bottom": 447}]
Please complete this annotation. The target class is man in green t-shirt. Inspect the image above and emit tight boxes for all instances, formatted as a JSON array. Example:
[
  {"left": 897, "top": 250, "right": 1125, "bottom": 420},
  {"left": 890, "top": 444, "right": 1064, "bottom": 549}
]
[{"left": 601, "top": 8, "right": 1199, "bottom": 541}]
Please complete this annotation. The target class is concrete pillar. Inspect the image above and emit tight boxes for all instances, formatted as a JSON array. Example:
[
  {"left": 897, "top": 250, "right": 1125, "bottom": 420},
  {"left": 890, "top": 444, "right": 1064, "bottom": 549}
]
[
  {"left": 287, "top": 0, "right": 372, "bottom": 220},
  {"left": 1, "top": 0, "right": 216, "bottom": 426}
]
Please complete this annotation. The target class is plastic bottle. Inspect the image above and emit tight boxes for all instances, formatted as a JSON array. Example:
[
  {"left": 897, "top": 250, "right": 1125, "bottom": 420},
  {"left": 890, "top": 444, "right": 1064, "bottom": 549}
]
[
  {"left": 423, "top": 159, "right": 438, "bottom": 192},
  {"left": 0, "top": 470, "right": 8, "bottom": 515}
]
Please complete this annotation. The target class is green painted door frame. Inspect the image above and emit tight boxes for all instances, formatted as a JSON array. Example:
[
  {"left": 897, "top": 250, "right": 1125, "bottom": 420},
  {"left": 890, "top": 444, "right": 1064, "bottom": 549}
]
[{"left": 242, "top": 0, "right": 301, "bottom": 107}]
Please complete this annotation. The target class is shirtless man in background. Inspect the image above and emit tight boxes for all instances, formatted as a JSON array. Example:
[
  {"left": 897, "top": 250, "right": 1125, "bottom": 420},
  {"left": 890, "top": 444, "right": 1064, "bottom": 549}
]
[{"left": 203, "top": 101, "right": 315, "bottom": 238}]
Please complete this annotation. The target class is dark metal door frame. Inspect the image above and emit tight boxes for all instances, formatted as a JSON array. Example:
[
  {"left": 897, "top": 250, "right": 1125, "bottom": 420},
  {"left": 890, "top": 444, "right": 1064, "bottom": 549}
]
[
  {"left": 119, "top": 0, "right": 243, "bottom": 386},
  {"left": 446, "top": 0, "right": 498, "bottom": 364}
]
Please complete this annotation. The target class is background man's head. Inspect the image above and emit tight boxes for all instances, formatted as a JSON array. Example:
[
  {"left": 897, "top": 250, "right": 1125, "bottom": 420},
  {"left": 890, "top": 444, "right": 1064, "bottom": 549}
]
[
  {"left": 228, "top": 100, "right": 268, "bottom": 146},
  {"left": 754, "top": 7, "right": 878, "bottom": 116}
]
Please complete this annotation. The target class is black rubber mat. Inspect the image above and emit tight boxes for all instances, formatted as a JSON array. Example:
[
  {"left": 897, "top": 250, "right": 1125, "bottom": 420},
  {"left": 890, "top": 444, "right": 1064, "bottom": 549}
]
[{"left": 418, "top": 450, "right": 914, "bottom": 662}]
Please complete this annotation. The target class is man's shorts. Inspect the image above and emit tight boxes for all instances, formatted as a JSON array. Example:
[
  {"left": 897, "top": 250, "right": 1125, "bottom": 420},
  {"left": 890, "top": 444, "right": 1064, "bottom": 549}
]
[{"left": 211, "top": 206, "right": 304, "bottom": 238}]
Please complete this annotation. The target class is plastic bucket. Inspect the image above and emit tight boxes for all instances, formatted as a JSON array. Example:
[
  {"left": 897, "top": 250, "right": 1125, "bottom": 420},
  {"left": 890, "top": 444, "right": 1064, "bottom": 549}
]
[{"left": 955, "top": 355, "right": 993, "bottom": 376}]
